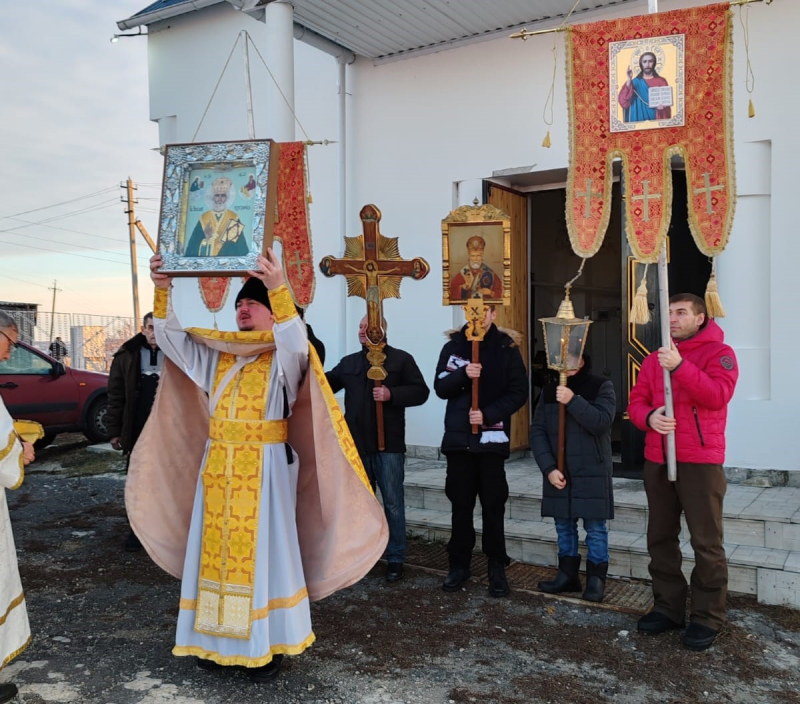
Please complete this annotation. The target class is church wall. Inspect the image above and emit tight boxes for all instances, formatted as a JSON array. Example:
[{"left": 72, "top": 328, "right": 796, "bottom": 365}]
[
  {"left": 344, "top": 0, "right": 800, "bottom": 469},
  {"left": 141, "top": 0, "right": 800, "bottom": 470}
]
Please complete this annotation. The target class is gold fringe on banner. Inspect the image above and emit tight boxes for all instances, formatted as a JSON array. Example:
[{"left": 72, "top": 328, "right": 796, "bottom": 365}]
[
  {"left": 705, "top": 259, "right": 726, "bottom": 318},
  {"left": 629, "top": 263, "right": 651, "bottom": 325}
]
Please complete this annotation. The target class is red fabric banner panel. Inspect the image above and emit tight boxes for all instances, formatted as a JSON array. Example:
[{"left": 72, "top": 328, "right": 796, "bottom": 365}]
[
  {"left": 274, "top": 141, "right": 315, "bottom": 306},
  {"left": 566, "top": 2, "right": 735, "bottom": 263}
]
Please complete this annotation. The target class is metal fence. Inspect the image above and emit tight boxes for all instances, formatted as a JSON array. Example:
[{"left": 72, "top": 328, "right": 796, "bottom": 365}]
[{"left": 0, "top": 308, "right": 137, "bottom": 373}]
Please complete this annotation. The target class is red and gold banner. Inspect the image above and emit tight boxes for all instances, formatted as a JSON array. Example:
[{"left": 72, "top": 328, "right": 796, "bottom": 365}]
[
  {"left": 274, "top": 141, "right": 315, "bottom": 306},
  {"left": 566, "top": 2, "right": 735, "bottom": 263},
  {"left": 198, "top": 141, "right": 314, "bottom": 312}
]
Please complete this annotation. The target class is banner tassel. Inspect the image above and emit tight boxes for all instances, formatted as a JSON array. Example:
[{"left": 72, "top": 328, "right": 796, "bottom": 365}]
[
  {"left": 542, "top": 131, "right": 552, "bottom": 148},
  {"left": 629, "top": 264, "right": 651, "bottom": 325},
  {"left": 705, "top": 259, "right": 726, "bottom": 318},
  {"left": 748, "top": 99, "right": 755, "bottom": 118}
]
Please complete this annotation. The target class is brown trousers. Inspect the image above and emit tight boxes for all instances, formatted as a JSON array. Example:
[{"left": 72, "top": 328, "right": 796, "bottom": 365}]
[{"left": 643, "top": 461, "right": 728, "bottom": 629}]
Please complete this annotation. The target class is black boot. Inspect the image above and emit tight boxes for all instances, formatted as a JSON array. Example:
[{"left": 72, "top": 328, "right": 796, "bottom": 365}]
[
  {"left": 247, "top": 655, "right": 284, "bottom": 682},
  {"left": 538, "top": 555, "right": 582, "bottom": 594},
  {"left": 0, "top": 683, "right": 18, "bottom": 704},
  {"left": 442, "top": 564, "right": 471, "bottom": 592},
  {"left": 582, "top": 560, "right": 608, "bottom": 602},
  {"left": 488, "top": 561, "right": 510, "bottom": 598}
]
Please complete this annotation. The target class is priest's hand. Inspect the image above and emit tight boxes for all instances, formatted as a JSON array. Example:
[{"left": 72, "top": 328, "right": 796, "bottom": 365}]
[
  {"left": 110, "top": 437, "right": 122, "bottom": 451},
  {"left": 658, "top": 342, "right": 682, "bottom": 371},
  {"left": 21, "top": 441, "right": 35, "bottom": 466},
  {"left": 149, "top": 254, "right": 172, "bottom": 289},
  {"left": 469, "top": 409, "right": 483, "bottom": 426},
  {"left": 648, "top": 406, "right": 677, "bottom": 435},
  {"left": 556, "top": 385, "right": 574, "bottom": 405},
  {"left": 373, "top": 386, "right": 391, "bottom": 402},
  {"left": 548, "top": 469, "right": 567, "bottom": 490},
  {"left": 465, "top": 362, "right": 482, "bottom": 379},
  {"left": 248, "top": 249, "right": 285, "bottom": 290}
]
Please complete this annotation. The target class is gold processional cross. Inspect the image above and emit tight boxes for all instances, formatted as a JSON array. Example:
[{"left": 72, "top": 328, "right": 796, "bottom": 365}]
[{"left": 319, "top": 204, "right": 430, "bottom": 450}]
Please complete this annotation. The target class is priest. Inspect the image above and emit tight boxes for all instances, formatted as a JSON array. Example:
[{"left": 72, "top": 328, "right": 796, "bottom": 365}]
[
  {"left": 128, "top": 252, "right": 387, "bottom": 683},
  {"left": 0, "top": 311, "right": 35, "bottom": 704}
]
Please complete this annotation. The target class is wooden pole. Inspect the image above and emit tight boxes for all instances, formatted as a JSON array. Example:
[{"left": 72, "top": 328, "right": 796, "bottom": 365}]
[
  {"left": 241, "top": 31, "right": 256, "bottom": 140},
  {"left": 471, "top": 340, "right": 480, "bottom": 434},
  {"left": 125, "top": 178, "right": 141, "bottom": 326},
  {"left": 374, "top": 380, "right": 386, "bottom": 450},
  {"left": 557, "top": 370, "right": 568, "bottom": 475}
]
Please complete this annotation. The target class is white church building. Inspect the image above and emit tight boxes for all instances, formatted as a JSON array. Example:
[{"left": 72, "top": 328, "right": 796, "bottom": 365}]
[{"left": 117, "top": 0, "right": 800, "bottom": 604}]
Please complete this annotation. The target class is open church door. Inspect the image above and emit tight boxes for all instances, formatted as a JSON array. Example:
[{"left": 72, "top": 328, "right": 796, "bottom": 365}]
[
  {"left": 485, "top": 182, "right": 530, "bottom": 452},
  {"left": 620, "top": 169, "right": 711, "bottom": 476}
]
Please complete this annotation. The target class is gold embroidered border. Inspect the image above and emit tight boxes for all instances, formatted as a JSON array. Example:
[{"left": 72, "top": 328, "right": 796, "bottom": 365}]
[
  {"left": 179, "top": 586, "right": 309, "bottom": 620},
  {"left": 309, "top": 345, "right": 373, "bottom": 494},
  {"left": 172, "top": 631, "right": 315, "bottom": 668},
  {"left": 0, "top": 593, "right": 24, "bottom": 628},
  {"left": 0, "top": 634, "right": 31, "bottom": 672},
  {"left": 153, "top": 287, "right": 169, "bottom": 319},
  {"left": 10, "top": 457, "right": 23, "bottom": 491},
  {"left": 185, "top": 328, "right": 276, "bottom": 344},
  {"left": 0, "top": 431, "right": 16, "bottom": 463},
  {"left": 209, "top": 418, "right": 288, "bottom": 445},
  {"left": 269, "top": 284, "right": 297, "bottom": 324}
]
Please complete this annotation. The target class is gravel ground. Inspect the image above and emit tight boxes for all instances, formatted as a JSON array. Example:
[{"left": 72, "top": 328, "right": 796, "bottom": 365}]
[{"left": 2, "top": 437, "right": 799, "bottom": 704}]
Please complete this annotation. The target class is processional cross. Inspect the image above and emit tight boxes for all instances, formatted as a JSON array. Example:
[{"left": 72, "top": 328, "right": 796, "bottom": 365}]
[{"left": 319, "top": 204, "right": 430, "bottom": 450}]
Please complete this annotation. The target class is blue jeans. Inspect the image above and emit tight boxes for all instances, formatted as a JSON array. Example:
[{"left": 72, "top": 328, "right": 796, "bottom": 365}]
[
  {"left": 362, "top": 452, "right": 406, "bottom": 563},
  {"left": 554, "top": 518, "right": 609, "bottom": 564}
]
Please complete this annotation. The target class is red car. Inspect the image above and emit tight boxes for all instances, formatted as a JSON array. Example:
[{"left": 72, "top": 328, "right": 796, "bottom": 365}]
[{"left": 0, "top": 341, "right": 109, "bottom": 446}]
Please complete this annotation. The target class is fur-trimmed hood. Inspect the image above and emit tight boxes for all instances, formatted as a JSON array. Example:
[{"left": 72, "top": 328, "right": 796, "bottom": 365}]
[{"left": 443, "top": 325, "right": 522, "bottom": 348}]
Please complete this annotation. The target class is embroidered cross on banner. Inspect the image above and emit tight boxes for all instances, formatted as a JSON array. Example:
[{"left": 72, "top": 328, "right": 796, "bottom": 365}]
[
  {"left": 289, "top": 250, "right": 310, "bottom": 278},
  {"left": 694, "top": 172, "right": 725, "bottom": 214},
  {"left": 576, "top": 178, "right": 602, "bottom": 219},
  {"left": 632, "top": 180, "right": 662, "bottom": 222}
]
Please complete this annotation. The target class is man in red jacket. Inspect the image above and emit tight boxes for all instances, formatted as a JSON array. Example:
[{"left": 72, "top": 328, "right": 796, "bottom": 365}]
[{"left": 628, "top": 294, "right": 738, "bottom": 651}]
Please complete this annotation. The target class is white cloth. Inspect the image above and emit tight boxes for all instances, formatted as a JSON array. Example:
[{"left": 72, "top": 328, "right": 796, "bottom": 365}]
[
  {"left": 0, "top": 398, "right": 30, "bottom": 670},
  {"left": 154, "top": 300, "right": 313, "bottom": 666}
]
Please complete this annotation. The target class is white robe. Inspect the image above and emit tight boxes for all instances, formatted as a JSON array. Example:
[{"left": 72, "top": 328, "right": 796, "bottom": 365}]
[
  {"left": 154, "top": 300, "right": 313, "bottom": 666},
  {"left": 0, "top": 398, "right": 31, "bottom": 671}
]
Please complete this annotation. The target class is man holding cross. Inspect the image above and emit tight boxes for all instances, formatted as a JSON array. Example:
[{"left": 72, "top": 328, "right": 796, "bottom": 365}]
[
  {"left": 434, "top": 305, "right": 528, "bottom": 597},
  {"left": 327, "top": 315, "right": 429, "bottom": 582}
]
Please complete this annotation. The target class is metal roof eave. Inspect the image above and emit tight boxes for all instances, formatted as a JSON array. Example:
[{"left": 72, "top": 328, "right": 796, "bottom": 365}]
[{"left": 117, "top": 0, "right": 224, "bottom": 31}]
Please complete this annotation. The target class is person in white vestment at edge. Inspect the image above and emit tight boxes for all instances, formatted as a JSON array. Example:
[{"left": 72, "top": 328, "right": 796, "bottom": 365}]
[
  {"left": 133, "top": 251, "right": 388, "bottom": 683},
  {"left": 0, "top": 312, "right": 36, "bottom": 704}
]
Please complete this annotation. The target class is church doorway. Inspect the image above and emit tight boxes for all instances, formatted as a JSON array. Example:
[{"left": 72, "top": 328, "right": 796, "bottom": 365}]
[{"left": 485, "top": 164, "right": 709, "bottom": 477}]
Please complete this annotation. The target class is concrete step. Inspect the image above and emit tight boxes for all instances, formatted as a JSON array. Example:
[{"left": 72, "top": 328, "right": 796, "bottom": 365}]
[
  {"left": 400, "top": 457, "right": 800, "bottom": 607},
  {"left": 404, "top": 458, "right": 800, "bottom": 552}
]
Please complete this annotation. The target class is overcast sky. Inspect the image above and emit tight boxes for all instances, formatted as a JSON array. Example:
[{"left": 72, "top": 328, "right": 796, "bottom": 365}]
[{"left": 0, "top": 0, "right": 163, "bottom": 319}]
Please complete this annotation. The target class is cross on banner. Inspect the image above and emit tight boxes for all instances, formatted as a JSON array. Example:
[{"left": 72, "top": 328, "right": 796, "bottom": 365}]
[
  {"left": 632, "top": 180, "right": 662, "bottom": 222},
  {"left": 289, "top": 250, "right": 310, "bottom": 278},
  {"left": 694, "top": 172, "right": 725, "bottom": 214},
  {"left": 576, "top": 178, "right": 602, "bottom": 219},
  {"left": 318, "top": 204, "right": 430, "bottom": 449}
]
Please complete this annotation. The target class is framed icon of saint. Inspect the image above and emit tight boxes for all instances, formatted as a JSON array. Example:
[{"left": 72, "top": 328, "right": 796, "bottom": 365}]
[{"left": 155, "top": 139, "right": 280, "bottom": 276}]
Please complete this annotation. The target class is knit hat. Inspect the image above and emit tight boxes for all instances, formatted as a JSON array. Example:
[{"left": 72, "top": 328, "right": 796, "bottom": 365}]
[{"left": 235, "top": 277, "right": 271, "bottom": 310}]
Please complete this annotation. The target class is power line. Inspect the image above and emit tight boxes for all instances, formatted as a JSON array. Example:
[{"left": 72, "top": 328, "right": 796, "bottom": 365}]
[
  {"left": 1, "top": 274, "right": 52, "bottom": 290},
  {"left": 0, "top": 238, "right": 153, "bottom": 266},
  {"left": 0, "top": 186, "right": 118, "bottom": 220},
  {"left": 0, "top": 200, "right": 122, "bottom": 236},
  {"left": 2, "top": 229, "right": 152, "bottom": 263}
]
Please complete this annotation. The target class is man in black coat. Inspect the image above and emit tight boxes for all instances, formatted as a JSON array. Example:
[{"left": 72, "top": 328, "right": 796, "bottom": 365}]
[
  {"left": 434, "top": 306, "right": 528, "bottom": 597},
  {"left": 530, "top": 355, "right": 615, "bottom": 602},
  {"left": 326, "top": 316, "right": 429, "bottom": 582},
  {"left": 107, "top": 311, "right": 164, "bottom": 552}
]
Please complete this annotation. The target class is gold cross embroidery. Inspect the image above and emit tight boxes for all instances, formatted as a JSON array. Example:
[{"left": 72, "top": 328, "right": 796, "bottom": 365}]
[{"left": 632, "top": 180, "right": 662, "bottom": 222}]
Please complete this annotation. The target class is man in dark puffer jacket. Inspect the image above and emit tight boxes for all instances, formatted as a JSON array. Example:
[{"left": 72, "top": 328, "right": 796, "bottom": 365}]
[
  {"left": 434, "top": 306, "right": 528, "bottom": 597},
  {"left": 530, "top": 355, "right": 615, "bottom": 602}
]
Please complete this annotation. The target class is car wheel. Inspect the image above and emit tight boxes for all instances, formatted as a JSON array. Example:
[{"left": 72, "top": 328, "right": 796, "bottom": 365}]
[
  {"left": 34, "top": 433, "right": 57, "bottom": 450},
  {"left": 84, "top": 396, "right": 110, "bottom": 443}
]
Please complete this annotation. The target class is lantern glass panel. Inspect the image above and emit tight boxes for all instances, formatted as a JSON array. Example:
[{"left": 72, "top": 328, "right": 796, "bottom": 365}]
[{"left": 542, "top": 320, "right": 591, "bottom": 371}]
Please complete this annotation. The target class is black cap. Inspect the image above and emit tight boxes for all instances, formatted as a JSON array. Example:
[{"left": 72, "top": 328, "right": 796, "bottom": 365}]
[{"left": 235, "top": 277, "right": 271, "bottom": 310}]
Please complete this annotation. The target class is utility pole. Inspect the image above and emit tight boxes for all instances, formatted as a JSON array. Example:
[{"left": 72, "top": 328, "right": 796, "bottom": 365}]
[
  {"left": 48, "top": 279, "right": 61, "bottom": 344},
  {"left": 121, "top": 178, "right": 141, "bottom": 326}
]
